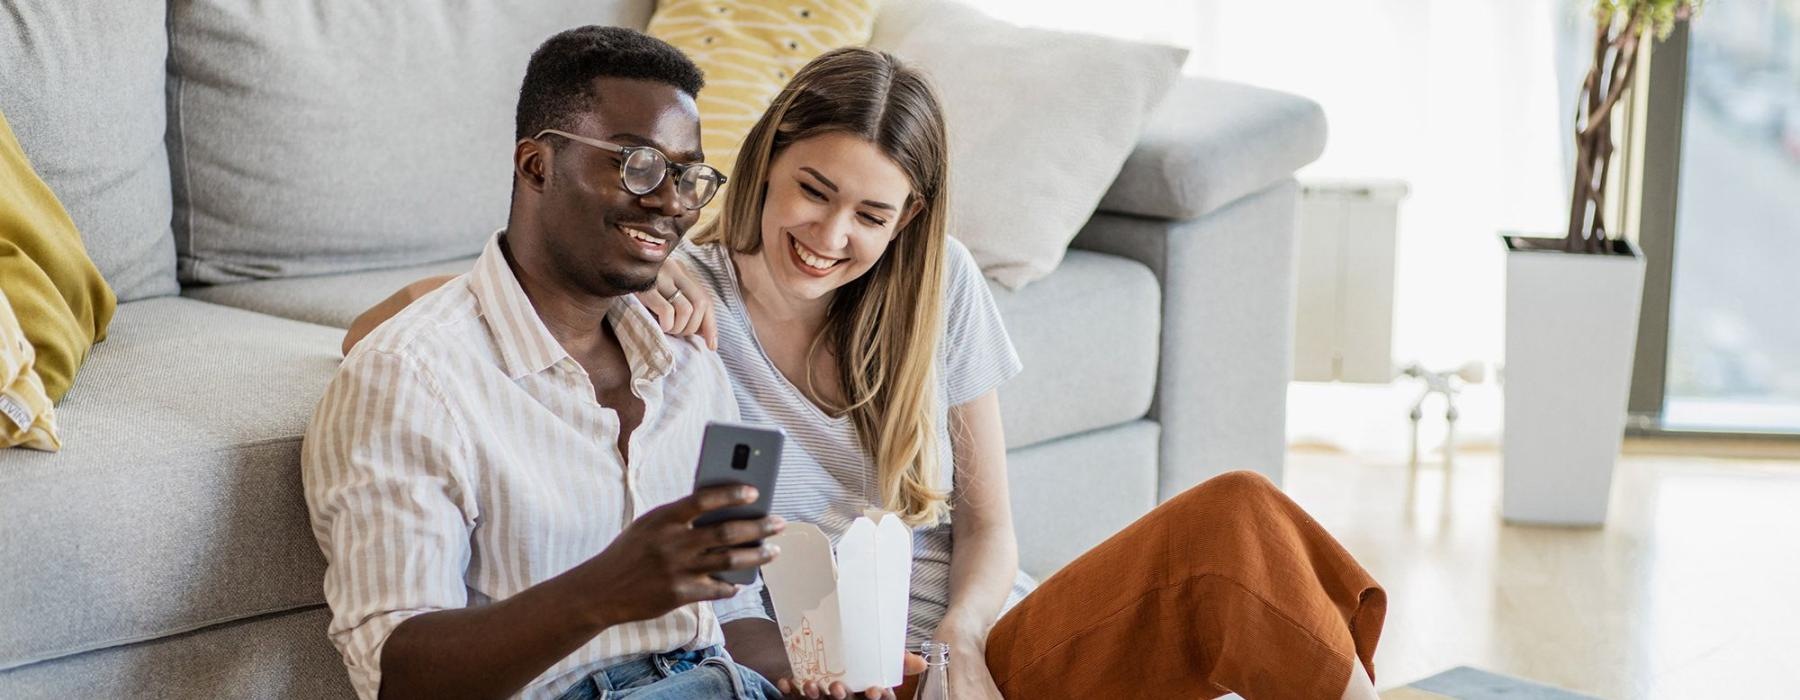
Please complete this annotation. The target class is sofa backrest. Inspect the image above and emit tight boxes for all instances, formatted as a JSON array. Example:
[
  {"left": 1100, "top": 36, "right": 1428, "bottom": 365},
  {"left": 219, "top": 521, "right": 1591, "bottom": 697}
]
[
  {"left": 3, "top": 1, "right": 656, "bottom": 296},
  {"left": 0, "top": 3, "right": 179, "bottom": 303},
  {"left": 168, "top": 0, "right": 655, "bottom": 285}
]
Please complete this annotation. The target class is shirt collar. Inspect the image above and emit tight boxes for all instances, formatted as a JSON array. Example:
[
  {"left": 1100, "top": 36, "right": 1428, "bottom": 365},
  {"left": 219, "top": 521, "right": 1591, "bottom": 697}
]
[
  {"left": 609, "top": 294, "right": 678, "bottom": 385},
  {"left": 469, "top": 231, "right": 677, "bottom": 382}
]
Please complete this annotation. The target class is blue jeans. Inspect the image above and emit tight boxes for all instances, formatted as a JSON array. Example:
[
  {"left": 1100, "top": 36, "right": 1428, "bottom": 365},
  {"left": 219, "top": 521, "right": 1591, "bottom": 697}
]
[{"left": 555, "top": 646, "right": 781, "bottom": 700}]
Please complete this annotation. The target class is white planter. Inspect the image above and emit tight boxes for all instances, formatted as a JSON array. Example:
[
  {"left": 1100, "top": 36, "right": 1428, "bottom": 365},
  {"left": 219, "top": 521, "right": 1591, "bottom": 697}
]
[{"left": 1501, "top": 236, "right": 1645, "bottom": 526}]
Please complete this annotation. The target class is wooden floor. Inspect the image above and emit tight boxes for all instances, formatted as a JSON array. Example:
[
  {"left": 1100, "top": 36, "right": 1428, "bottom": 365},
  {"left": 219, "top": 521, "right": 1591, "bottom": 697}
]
[{"left": 1282, "top": 441, "right": 1800, "bottom": 699}]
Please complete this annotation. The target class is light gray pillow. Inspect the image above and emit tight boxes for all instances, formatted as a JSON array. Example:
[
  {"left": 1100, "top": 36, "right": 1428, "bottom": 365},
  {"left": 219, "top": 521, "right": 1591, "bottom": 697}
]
[
  {"left": 870, "top": 0, "right": 1187, "bottom": 289},
  {"left": 0, "top": 2, "right": 179, "bottom": 302},
  {"left": 167, "top": 1, "right": 654, "bottom": 284}
]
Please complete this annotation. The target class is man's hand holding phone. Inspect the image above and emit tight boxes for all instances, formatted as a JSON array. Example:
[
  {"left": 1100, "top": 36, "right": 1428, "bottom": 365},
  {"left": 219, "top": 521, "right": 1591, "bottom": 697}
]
[{"left": 574, "top": 485, "right": 785, "bottom": 628}]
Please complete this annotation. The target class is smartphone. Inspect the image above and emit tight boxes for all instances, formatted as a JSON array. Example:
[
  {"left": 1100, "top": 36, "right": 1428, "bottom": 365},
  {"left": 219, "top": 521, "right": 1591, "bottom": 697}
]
[{"left": 692, "top": 421, "right": 785, "bottom": 584}]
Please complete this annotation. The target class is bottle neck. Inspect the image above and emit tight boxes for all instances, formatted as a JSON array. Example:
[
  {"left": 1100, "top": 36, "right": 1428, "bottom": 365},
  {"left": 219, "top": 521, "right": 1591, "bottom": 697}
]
[{"left": 919, "top": 641, "right": 951, "bottom": 668}]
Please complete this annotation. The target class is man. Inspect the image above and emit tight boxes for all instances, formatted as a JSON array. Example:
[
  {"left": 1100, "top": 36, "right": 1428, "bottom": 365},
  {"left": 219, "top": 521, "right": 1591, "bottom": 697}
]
[{"left": 302, "top": 27, "right": 784, "bottom": 699}]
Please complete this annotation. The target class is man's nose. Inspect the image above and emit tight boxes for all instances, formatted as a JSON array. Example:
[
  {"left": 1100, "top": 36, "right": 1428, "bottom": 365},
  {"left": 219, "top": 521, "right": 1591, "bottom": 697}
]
[{"left": 636, "top": 174, "right": 685, "bottom": 218}]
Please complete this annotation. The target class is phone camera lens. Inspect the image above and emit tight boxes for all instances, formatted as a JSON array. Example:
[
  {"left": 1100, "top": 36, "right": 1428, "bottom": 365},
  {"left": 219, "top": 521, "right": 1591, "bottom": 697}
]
[{"left": 731, "top": 444, "right": 750, "bottom": 470}]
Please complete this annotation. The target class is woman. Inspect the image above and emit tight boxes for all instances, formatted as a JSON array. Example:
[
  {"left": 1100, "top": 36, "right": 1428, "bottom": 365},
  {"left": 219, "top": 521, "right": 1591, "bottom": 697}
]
[{"left": 346, "top": 48, "right": 1385, "bottom": 700}]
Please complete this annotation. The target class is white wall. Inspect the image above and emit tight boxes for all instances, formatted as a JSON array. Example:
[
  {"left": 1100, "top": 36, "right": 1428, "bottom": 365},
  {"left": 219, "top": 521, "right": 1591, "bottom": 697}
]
[{"left": 962, "top": 0, "right": 1584, "bottom": 457}]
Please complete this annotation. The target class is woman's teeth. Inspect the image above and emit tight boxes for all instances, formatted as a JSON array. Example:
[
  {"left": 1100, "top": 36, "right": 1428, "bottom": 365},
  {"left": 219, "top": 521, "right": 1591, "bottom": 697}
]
[
  {"left": 792, "top": 238, "right": 841, "bottom": 270},
  {"left": 623, "top": 227, "right": 665, "bottom": 247}
]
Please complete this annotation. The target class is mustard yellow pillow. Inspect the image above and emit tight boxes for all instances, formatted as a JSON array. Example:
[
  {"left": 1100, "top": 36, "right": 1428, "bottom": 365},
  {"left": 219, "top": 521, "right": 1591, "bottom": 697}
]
[
  {"left": 0, "top": 287, "right": 59, "bottom": 451},
  {"left": 0, "top": 106, "right": 117, "bottom": 405},
  {"left": 648, "top": 0, "right": 880, "bottom": 195}
]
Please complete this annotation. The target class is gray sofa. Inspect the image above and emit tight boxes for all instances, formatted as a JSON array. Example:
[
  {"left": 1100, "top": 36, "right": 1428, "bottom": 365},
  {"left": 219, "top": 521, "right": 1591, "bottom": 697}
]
[{"left": 0, "top": 2, "right": 1322, "bottom": 697}]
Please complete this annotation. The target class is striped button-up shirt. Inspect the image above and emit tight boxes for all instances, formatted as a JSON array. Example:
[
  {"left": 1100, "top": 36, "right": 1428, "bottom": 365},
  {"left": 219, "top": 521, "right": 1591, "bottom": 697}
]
[{"left": 302, "top": 232, "right": 749, "bottom": 699}]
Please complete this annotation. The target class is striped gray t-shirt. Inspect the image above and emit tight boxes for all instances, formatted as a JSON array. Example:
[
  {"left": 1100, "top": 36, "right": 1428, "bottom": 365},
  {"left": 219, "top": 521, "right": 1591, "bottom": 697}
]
[{"left": 684, "top": 237, "right": 1035, "bottom": 643}]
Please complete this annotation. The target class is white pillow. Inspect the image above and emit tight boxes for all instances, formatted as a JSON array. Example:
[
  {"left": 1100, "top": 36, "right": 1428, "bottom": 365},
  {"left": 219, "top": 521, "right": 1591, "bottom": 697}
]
[{"left": 869, "top": 0, "right": 1187, "bottom": 289}]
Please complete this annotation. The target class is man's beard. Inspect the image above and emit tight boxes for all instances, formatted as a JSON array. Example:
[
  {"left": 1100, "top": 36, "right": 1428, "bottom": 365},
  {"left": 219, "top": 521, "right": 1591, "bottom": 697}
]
[{"left": 601, "top": 268, "right": 658, "bottom": 295}]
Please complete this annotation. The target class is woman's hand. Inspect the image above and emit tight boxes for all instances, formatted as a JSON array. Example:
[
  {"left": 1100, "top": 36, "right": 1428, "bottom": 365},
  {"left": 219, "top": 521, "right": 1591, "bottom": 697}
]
[
  {"left": 934, "top": 392, "right": 1017, "bottom": 700},
  {"left": 933, "top": 618, "right": 1004, "bottom": 700},
  {"left": 634, "top": 258, "right": 717, "bottom": 350},
  {"left": 343, "top": 274, "right": 457, "bottom": 355},
  {"left": 774, "top": 653, "right": 926, "bottom": 700}
]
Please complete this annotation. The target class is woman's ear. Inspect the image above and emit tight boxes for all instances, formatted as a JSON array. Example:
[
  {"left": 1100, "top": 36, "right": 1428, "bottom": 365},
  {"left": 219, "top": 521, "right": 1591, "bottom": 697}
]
[{"left": 896, "top": 196, "right": 926, "bottom": 233}]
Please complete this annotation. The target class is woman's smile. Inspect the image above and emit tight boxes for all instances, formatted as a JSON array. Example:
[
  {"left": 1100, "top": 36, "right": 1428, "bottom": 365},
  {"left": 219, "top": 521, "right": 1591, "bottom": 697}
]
[{"left": 786, "top": 232, "right": 846, "bottom": 277}]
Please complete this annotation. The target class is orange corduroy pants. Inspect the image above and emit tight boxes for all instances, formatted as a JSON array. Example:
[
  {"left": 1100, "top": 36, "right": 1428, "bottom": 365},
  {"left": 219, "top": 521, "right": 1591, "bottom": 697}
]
[{"left": 899, "top": 470, "right": 1386, "bottom": 699}]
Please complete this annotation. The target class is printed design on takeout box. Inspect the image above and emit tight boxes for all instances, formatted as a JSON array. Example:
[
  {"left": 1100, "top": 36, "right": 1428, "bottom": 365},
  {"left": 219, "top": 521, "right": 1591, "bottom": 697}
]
[
  {"left": 783, "top": 617, "right": 844, "bottom": 682},
  {"left": 762, "top": 511, "right": 914, "bottom": 690}
]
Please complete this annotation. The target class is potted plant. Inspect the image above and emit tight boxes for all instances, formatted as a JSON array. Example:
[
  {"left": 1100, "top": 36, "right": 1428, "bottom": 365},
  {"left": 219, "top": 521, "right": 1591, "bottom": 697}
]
[{"left": 1501, "top": 0, "right": 1698, "bottom": 525}]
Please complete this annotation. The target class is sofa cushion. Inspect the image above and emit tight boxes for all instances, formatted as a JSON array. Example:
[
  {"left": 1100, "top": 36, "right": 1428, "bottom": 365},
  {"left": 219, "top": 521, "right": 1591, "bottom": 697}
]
[
  {"left": 0, "top": 298, "right": 341, "bottom": 671},
  {"left": 0, "top": 606, "right": 351, "bottom": 698},
  {"left": 994, "top": 251, "right": 1159, "bottom": 449},
  {"left": 167, "top": 1, "right": 654, "bottom": 284},
  {"left": 1098, "top": 77, "right": 1328, "bottom": 221},
  {"left": 1007, "top": 420, "right": 1159, "bottom": 578},
  {"left": 0, "top": 2, "right": 178, "bottom": 302},
  {"left": 184, "top": 256, "right": 478, "bottom": 330}
]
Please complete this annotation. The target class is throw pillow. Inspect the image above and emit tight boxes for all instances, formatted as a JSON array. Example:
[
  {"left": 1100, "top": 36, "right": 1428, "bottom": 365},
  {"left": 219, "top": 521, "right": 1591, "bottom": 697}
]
[
  {"left": 0, "top": 107, "right": 118, "bottom": 404},
  {"left": 647, "top": 0, "right": 880, "bottom": 216},
  {"left": 869, "top": 0, "right": 1188, "bottom": 289},
  {"left": 0, "top": 288, "right": 60, "bottom": 452}
]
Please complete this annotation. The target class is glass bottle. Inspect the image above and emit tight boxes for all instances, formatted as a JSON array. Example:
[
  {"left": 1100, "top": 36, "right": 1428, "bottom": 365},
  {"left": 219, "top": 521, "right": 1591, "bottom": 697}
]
[{"left": 916, "top": 641, "right": 951, "bottom": 700}]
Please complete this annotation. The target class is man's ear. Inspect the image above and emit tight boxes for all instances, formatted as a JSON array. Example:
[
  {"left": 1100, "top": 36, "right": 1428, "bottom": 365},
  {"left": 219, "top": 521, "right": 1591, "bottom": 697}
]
[{"left": 515, "top": 138, "right": 550, "bottom": 194}]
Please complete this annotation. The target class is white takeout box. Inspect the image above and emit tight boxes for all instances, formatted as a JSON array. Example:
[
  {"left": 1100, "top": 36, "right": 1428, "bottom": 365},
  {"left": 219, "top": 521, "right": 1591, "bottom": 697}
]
[{"left": 760, "top": 510, "right": 913, "bottom": 690}]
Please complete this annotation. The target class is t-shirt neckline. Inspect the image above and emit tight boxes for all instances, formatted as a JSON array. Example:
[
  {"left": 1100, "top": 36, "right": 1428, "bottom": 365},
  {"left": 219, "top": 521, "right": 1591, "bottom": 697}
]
[{"left": 716, "top": 244, "right": 854, "bottom": 428}]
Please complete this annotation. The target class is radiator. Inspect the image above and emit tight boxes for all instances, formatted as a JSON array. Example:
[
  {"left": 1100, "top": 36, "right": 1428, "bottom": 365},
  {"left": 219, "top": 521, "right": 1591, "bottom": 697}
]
[{"left": 1292, "top": 179, "right": 1408, "bottom": 384}]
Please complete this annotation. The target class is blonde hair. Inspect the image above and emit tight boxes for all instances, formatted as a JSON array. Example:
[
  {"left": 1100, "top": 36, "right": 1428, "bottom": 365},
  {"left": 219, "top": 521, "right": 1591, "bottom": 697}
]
[{"left": 692, "top": 48, "right": 952, "bottom": 527}]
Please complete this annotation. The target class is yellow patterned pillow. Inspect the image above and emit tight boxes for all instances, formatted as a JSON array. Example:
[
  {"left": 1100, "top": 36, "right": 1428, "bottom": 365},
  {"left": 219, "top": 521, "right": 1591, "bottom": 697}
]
[
  {"left": 0, "top": 106, "right": 116, "bottom": 405},
  {"left": 648, "top": 0, "right": 880, "bottom": 206},
  {"left": 0, "top": 287, "right": 60, "bottom": 451}
]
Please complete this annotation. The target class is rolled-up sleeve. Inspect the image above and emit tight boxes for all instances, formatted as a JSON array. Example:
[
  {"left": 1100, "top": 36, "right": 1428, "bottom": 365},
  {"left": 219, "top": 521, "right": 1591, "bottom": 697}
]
[
  {"left": 301, "top": 348, "right": 476, "bottom": 700},
  {"left": 712, "top": 573, "right": 773, "bottom": 625}
]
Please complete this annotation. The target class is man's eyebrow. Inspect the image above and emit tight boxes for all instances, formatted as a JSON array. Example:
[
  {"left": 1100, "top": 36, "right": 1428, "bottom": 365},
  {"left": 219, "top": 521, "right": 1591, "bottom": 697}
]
[
  {"left": 799, "top": 167, "right": 839, "bottom": 192},
  {"left": 609, "top": 132, "right": 704, "bottom": 163}
]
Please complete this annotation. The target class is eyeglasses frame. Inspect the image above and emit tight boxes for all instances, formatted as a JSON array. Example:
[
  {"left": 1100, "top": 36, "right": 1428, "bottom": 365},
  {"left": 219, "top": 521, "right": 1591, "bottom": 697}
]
[{"left": 533, "top": 128, "right": 726, "bottom": 210}]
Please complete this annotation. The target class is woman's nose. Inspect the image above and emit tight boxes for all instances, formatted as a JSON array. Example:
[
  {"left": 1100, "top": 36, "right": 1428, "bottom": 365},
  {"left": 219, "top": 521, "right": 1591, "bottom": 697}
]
[{"left": 821, "top": 208, "right": 857, "bottom": 249}]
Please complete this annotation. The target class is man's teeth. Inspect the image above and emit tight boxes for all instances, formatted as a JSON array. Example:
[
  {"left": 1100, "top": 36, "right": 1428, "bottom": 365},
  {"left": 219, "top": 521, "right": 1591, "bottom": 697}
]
[
  {"left": 623, "top": 227, "right": 665, "bottom": 246},
  {"left": 792, "top": 238, "right": 840, "bottom": 270}
]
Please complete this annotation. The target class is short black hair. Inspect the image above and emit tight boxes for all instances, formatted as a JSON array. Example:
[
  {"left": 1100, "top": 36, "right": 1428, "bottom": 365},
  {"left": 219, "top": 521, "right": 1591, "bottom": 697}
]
[{"left": 514, "top": 26, "right": 705, "bottom": 140}]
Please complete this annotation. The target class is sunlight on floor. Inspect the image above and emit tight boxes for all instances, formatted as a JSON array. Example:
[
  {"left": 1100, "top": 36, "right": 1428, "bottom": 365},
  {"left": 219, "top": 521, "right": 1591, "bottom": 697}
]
[{"left": 1284, "top": 443, "right": 1800, "bottom": 698}]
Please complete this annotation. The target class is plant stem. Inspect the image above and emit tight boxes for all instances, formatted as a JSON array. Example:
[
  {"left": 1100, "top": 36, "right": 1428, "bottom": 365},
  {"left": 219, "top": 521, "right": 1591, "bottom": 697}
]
[
  {"left": 1593, "top": 117, "right": 1611, "bottom": 251},
  {"left": 1586, "top": 13, "right": 1644, "bottom": 140},
  {"left": 1565, "top": 7, "right": 1647, "bottom": 254},
  {"left": 1594, "top": 13, "right": 1643, "bottom": 252},
  {"left": 1567, "top": 14, "right": 1613, "bottom": 252}
]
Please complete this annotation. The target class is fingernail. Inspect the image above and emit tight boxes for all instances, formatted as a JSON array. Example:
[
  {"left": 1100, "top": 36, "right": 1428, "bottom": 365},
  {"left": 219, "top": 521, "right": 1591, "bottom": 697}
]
[
  {"left": 768, "top": 544, "right": 781, "bottom": 557},
  {"left": 741, "top": 486, "right": 757, "bottom": 500}
]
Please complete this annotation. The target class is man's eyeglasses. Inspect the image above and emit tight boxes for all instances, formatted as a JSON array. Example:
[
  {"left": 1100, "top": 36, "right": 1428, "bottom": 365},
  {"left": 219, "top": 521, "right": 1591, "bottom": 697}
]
[{"left": 535, "top": 129, "right": 726, "bottom": 210}]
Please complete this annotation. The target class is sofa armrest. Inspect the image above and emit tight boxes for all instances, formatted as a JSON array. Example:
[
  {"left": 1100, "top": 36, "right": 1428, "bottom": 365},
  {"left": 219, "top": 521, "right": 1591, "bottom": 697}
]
[
  {"left": 1071, "top": 181, "right": 1301, "bottom": 498},
  {"left": 1098, "top": 77, "right": 1326, "bottom": 222}
]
